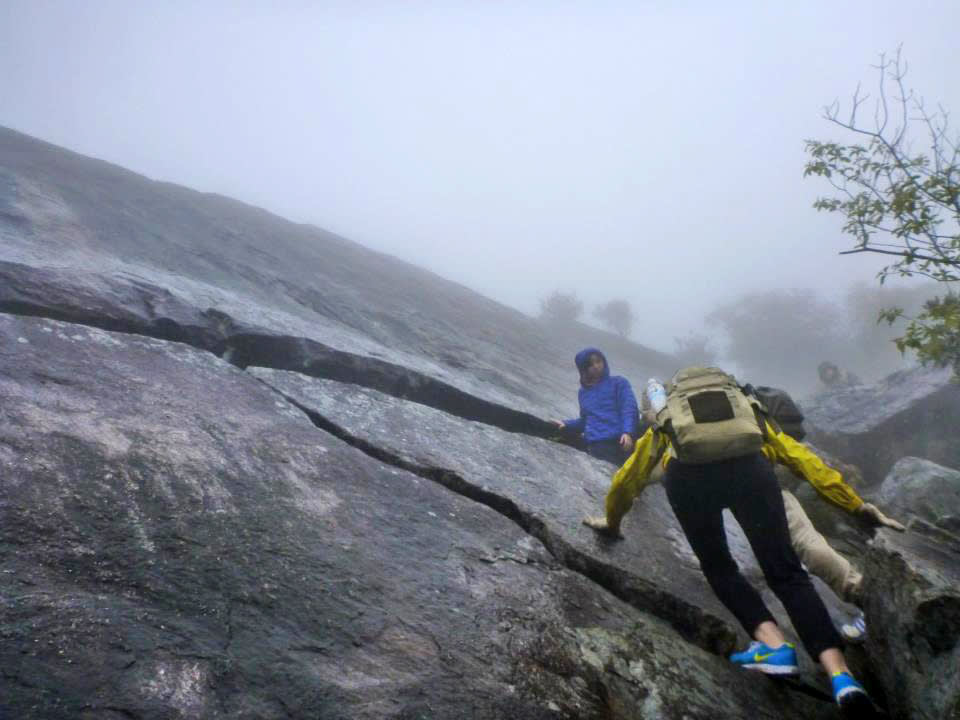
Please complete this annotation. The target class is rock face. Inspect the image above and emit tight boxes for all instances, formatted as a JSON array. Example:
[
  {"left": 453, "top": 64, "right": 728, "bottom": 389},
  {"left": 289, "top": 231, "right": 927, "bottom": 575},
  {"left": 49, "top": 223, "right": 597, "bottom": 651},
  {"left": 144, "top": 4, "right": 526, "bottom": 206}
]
[
  {"left": 803, "top": 366, "right": 960, "bottom": 486},
  {"left": 246, "top": 368, "right": 860, "bottom": 654},
  {"left": 2, "top": 125, "right": 958, "bottom": 718},
  {"left": 861, "top": 527, "right": 960, "bottom": 720},
  {"left": 0, "top": 126, "right": 676, "bottom": 422},
  {"left": 875, "top": 458, "right": 960, "bottom": 534},
  {"left": 248, "top": 369, "right": 740, "bottom": 651},
  {"left": 1, "top": 315, "right": 834, "bottom": 720}
]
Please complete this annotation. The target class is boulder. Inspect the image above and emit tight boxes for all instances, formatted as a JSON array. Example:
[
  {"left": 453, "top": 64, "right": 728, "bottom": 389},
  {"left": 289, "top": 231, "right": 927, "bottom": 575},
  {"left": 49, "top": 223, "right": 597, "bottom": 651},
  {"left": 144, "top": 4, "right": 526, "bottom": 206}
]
[
  {"left": 874, "top": 457, "right": 960, "bottom": 533},
  {"left": 803, "top": 366, "right": 960, "bottom": 485},
  {"left": 861, "top": 527, "right": 960, "bottom": 720}
]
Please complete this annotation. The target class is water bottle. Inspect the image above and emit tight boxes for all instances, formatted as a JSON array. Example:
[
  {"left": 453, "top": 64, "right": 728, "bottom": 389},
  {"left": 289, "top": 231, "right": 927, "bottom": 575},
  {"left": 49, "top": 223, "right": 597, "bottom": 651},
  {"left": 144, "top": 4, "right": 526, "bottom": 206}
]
[{"left": 646, "top": 378, "right": 667, "bottom": 414}]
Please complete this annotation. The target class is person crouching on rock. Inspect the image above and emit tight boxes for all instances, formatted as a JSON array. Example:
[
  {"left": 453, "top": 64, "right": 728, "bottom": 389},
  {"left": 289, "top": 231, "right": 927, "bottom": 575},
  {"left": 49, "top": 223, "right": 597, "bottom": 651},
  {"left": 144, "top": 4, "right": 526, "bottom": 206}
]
[
  {"left": 552, "top": 348, "right": 639, "bottom": 466},
  {"left": 818, "top": 360, "right": 861, "bottom": 389}
]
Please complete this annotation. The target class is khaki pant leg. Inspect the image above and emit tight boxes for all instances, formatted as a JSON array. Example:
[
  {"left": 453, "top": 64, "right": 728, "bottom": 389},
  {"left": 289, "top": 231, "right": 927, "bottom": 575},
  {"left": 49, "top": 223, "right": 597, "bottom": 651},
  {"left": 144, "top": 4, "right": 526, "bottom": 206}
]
[
  {"left": 650, "top": 463, "right": 665, "bottom": 485},
  {"left": 781, "top": 489, "right": 863, "bottom": 605}
]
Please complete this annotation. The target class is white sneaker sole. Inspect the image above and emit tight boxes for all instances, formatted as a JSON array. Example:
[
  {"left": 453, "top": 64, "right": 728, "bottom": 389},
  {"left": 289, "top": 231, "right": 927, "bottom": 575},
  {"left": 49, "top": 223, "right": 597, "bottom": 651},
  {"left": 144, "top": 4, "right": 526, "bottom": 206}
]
[
  {"left": 741, "top": 662, "right": 801, "bottom": 676},
  {"left": 841, "top": 628, "right": 866, "bottom": 643}
]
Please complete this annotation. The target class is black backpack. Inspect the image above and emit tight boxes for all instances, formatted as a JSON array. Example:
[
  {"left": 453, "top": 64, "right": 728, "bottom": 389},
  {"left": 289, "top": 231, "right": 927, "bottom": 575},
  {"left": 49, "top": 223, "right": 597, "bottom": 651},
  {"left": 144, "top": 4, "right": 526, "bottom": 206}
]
[{"left": 741, "top": 384, "right": 806, "bottom": 441}]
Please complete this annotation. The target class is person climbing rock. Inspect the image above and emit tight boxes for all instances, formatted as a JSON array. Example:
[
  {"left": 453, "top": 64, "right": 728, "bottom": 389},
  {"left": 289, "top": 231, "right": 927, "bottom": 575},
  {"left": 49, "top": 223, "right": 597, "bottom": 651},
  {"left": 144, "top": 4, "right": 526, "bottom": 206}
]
[
  {"left": 735, "top": 382, "right": 897, "bottom": 642},
  {"left": 628, "top": 375, "right": 903, "bottom": 625},
  {"left": 552, "top": 348, "right": 639, "bottom": 465},
  {"left": 583, "top": 367, "right": 885, "bottom": 716}
]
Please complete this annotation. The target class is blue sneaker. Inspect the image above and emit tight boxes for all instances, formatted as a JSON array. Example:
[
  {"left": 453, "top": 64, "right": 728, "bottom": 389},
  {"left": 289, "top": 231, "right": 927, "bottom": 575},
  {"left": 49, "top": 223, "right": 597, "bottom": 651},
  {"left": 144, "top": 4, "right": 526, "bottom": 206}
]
[
  {"left": 832, "top": 672, "right": 876, "bottom": 716},
  {"left": 729, "top": 641, "right": 799, "bottom": 675}
]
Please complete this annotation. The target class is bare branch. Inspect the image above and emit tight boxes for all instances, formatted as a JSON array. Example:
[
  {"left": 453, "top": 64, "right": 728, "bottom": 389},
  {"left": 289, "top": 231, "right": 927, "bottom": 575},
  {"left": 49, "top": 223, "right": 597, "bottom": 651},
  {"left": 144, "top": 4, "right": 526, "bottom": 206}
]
[
  {"left": 808, "top": 47, "right": 960, "bottom": 301},
  {"left": 838, "top": 246, "right": 960, "bottom": 268},
  {"left": 874, "top": 52, "right": 891, "bottom": 135}
]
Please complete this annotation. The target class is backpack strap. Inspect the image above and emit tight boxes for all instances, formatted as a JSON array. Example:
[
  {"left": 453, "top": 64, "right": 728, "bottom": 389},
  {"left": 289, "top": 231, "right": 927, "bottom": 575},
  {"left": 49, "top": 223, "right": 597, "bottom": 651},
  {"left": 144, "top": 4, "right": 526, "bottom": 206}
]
[
  {"left": 752, "top": 404, "right": 771, "bottom": 441},
  {"left": 739, "top": 383, "right": 771, "bottom": 441},
  {"left": 740, "top": 383, "right": 780, "bottom": 439}
]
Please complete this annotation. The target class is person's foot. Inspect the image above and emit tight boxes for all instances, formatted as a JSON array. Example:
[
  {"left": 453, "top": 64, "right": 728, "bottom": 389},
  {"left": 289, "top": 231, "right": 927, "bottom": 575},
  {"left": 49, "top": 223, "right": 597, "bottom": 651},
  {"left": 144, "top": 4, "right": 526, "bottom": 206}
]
[
  {"left": 728, "top": 641, "right": 799, "bottom": 675},
  {"left": 832, "top": 672, "right": 877, "bottom": 717},
  {"left": 582, "top": 515, "right": 621, "bottom": 538},
  {"left": 841, "top": 612, "right": 867, "bottom": 643}
]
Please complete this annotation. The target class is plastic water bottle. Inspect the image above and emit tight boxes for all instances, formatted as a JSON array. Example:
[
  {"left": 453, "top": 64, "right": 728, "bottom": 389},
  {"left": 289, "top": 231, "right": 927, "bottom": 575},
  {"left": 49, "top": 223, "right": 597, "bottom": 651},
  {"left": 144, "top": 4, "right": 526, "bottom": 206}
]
[{"left": 646, "top": 378, "right": 667, "bottom": 414}]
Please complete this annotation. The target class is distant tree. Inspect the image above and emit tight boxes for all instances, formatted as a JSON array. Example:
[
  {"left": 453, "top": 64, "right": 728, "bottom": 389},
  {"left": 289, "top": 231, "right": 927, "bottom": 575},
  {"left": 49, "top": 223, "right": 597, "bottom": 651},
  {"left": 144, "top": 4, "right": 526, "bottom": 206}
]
[
  {"left": 804, "top": 49, "right": 960, "bottom": 376},
  {"left": 707, "top": 289, "right": 845, "bottom": 389},
  {"left": 673, "top": 333, "right": 718, "bottom": 367},
  {"left": 593, "top": 299, "right": 635, "bottom": 337},
  {"left": 841, "top": 281, "right": 937, "bottom": 378},
  {"left": 539, "top": 290, "right": 584, "bottom": 325}
]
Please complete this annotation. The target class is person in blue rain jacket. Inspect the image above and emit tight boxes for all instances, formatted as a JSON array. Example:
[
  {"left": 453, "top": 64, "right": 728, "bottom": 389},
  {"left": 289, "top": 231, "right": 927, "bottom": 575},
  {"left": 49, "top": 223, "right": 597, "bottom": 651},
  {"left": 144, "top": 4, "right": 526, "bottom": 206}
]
[{"left": 553, "top": 347, "right": 639, "bottom": 465}]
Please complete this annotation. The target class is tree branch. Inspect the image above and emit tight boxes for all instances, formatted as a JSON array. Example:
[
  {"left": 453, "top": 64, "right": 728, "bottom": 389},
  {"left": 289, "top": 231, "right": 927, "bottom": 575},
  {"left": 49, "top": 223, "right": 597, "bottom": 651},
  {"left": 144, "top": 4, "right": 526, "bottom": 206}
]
[{"left": 838, "top": 246, "right": 960, "bottom": 267}]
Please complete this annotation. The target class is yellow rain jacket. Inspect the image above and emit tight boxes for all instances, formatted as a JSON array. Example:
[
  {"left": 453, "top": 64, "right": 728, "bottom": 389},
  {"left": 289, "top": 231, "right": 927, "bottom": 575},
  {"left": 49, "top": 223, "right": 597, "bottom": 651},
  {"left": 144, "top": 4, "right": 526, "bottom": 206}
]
[{"left": 603, "top": 420, "right": 864, "bottom": 531}]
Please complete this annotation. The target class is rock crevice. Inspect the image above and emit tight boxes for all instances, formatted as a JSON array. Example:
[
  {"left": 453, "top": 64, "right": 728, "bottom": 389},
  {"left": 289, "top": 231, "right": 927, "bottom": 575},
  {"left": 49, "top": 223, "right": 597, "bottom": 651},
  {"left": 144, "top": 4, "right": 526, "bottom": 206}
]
[
  {"left": 258, "top": 377, "right": 739, "bottom": 657},
  {"left": 227, "top": 333, "right": 562, "bottom": 441},
  {"left": 0, "top": 259, "right": 566, "bottom": 444}
]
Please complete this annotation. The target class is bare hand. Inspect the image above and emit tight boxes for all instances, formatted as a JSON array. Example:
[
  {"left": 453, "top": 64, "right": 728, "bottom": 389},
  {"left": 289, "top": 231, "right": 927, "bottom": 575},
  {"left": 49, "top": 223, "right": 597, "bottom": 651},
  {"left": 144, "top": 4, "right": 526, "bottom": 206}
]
[
  {"left": 858, "top": 502, "right": 906, "bottom": 531},
  {"left": 619, "top": 433, "right": 634, "bottom": 451},
  {"left": 583, "top": 515, "right": 622, "bottom": 538},
  {"left": 551, "top": 419, "right": 565, "bottom": 430}
]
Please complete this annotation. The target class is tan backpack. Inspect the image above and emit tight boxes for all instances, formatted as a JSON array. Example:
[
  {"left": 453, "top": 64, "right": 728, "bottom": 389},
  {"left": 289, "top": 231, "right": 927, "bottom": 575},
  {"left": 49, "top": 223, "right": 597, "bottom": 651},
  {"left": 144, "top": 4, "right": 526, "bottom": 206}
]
[{"left": 657, "top": 366, "right": 766, "bottom": 464}]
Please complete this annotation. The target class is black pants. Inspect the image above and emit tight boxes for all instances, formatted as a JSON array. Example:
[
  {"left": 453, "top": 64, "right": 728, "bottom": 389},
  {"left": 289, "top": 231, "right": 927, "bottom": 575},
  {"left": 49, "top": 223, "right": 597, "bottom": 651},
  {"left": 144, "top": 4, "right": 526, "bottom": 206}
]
[
  {"left": 586, "top": 439, "right": 629, "bottom": 466},
  {"left": 663, "top": 453, "right": 843, "bottom": 659}
]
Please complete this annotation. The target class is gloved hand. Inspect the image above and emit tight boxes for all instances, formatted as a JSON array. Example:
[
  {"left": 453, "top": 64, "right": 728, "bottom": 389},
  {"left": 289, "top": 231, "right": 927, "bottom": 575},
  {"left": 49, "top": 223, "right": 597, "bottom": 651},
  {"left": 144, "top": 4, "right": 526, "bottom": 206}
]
[
  {"left": 583, "top": 515, "right": 622, "bottom": 539},
  {"left": 858, "top": 502, "right": 906, "bottom": 531}
]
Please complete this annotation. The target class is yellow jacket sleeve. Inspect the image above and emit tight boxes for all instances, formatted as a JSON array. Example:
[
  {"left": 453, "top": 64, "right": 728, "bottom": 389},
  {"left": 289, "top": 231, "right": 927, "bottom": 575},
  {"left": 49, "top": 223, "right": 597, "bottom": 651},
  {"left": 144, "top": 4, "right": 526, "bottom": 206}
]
[
  {"left": 605, "top": 427, "right": 667, "bottom": 530},
  {"left": 761, "top": 421, "right": 864, "bottom": 513}
]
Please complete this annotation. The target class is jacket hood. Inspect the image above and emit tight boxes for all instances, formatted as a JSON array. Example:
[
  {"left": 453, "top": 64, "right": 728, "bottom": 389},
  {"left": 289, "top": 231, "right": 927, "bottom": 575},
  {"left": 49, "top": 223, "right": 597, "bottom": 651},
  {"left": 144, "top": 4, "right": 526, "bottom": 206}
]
[{"left": 574, "top": 347, "right": 610, "bottom": 385}]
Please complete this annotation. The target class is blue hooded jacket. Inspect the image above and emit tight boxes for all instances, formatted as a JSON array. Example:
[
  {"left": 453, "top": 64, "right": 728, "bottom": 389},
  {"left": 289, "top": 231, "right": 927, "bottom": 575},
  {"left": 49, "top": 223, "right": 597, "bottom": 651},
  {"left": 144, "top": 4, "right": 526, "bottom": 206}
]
[{"left": 563, "top": 348, "right": 640, "bottom": 444}]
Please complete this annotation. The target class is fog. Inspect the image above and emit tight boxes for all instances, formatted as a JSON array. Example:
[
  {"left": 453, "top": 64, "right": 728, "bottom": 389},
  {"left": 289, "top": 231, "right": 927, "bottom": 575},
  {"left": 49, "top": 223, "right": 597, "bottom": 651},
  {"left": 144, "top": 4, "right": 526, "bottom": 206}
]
[{"left": 2, "top": 1, "right": 958, "bottom": 389}]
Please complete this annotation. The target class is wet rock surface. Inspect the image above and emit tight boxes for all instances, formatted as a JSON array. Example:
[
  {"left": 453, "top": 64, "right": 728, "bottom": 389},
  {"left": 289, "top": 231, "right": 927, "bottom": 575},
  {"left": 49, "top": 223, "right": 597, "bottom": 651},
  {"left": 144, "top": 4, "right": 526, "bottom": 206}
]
[
  {"left": 874, "top": 458, "right": 960, "bottom": 533},
  {"left": 0, "top": 126, "right": 675, "bottom": 423},
  {"left": 2, "top": 126, "right": 955, "bottom": 718},
  {"left": 861, "top": 528, "right": 960, "bottom": 720},
  {"left": 247, "top": 368, "right": 740, "bottom": 651},
  {"left": 248, "top": 369, "right": 860, "bottom": 659},
  {"left": 226, "top": 333, "right": 559, "bottom": 439},
  {"left": 1, "top": 315, "right": 833, "bottom": 720},
  {"left": 0, "top": 259, "right": 245, "bottom": 352},
  {"left": 803, "top": 366, "right": 960, "bottom": 485}
]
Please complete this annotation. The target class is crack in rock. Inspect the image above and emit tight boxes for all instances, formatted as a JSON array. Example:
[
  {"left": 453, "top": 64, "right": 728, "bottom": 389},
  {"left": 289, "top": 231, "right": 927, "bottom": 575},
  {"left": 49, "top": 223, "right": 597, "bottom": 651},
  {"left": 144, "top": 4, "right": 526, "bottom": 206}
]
[
  {"left": 0, "top": 299, "right": 570, "bottom": 446},
  {"left": 267, "top": 385, "right": 737, "bottom": 657},
  {"left": 224, "top": 333, "right": 563, "bottom": 441}
]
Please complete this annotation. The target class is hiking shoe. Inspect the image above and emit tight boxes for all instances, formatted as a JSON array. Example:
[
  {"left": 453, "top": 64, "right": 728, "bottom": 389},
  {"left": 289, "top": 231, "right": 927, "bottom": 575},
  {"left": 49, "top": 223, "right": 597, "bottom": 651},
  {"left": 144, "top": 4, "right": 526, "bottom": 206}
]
[
  {"left": 728, "top": 641, "right": 799, "bottom": 675},
  {"left": 841, "top": 613, "right": 867, "bottom": 643},
  {"left": 832, "top": 672, "right": 877, "bottom": 716}
]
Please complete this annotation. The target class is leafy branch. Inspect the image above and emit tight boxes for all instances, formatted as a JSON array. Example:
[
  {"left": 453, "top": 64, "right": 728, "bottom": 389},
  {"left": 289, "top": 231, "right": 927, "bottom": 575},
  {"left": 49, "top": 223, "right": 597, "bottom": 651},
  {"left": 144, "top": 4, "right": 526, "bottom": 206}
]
[{"left": 804, "top": 48, "right": 960, "bottom": 376}]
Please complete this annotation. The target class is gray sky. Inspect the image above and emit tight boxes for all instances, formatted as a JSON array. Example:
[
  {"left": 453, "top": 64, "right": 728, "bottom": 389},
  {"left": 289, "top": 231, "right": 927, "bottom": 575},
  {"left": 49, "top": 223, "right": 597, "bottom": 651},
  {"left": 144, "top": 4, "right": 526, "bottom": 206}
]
[{"left": 2, "top": 1, "right": 958, "bottom": 352}]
